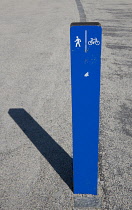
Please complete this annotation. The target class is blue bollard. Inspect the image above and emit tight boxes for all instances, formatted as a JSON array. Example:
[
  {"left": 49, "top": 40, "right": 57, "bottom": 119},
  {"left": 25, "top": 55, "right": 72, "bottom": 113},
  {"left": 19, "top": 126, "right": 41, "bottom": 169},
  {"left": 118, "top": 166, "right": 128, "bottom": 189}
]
[{"left": 70, "top": 22, "right": 102, "bottom": 195}]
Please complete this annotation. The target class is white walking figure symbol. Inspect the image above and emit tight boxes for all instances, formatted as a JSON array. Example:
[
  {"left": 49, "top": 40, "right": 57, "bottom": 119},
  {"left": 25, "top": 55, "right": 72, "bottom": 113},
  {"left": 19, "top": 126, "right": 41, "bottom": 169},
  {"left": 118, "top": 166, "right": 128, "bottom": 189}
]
[{"left": 74, "top": 36, "right": 81, "bottom": 47}]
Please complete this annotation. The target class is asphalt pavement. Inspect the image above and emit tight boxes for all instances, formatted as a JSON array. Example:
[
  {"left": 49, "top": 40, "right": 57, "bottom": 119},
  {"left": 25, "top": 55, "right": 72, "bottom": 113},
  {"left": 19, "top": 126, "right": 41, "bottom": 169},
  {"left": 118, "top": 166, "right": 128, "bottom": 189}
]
[{"left": 0, "top": 0, "right": 131, "bottom": 209}]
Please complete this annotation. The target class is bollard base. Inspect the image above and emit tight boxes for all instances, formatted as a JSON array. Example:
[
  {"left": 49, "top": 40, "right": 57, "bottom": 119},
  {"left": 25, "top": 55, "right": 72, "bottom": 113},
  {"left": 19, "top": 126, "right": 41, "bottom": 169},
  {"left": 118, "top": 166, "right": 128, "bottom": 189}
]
[{"left": 74, "top": 196, "right": 102, "bottom": 209}]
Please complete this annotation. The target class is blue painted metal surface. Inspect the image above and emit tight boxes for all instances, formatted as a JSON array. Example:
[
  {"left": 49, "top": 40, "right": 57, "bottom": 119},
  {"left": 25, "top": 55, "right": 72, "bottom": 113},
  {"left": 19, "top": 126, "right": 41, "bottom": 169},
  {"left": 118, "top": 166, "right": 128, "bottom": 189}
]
[{"left": 70, "top": 23, "right": 102, "bottom": 195}]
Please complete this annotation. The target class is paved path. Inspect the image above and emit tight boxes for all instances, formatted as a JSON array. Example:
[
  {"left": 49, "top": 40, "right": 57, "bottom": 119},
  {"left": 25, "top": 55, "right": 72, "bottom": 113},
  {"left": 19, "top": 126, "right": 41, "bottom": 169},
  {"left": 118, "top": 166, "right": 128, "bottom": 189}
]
[
  {"left": 0, "top": 0, "right": 131, "bottom": 209},
  {"left": 81, "top": 0, "right": 132, "bottom": 209}
]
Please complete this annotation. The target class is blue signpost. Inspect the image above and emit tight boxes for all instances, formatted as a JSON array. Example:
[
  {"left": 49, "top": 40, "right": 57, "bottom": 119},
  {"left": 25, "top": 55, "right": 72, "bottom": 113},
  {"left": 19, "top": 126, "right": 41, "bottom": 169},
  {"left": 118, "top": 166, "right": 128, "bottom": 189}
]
[{"left": 70, "top": 22, "right": 102, "bottom": 195}]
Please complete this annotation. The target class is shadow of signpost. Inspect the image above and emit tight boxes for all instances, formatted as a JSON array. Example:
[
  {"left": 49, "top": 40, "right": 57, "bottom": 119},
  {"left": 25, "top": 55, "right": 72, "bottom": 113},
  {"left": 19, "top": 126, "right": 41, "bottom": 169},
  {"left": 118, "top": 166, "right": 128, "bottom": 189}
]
[{"left": 8, "top": 108, "right": 73, "bottom": 191}]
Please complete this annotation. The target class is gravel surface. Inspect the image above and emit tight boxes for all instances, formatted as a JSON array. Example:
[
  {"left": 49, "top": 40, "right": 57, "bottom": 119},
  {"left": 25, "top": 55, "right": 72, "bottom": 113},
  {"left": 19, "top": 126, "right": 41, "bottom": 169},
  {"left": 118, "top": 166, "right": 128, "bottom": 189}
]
[{"left": 0, "top": 0, "right": 131, "bottom": 209}]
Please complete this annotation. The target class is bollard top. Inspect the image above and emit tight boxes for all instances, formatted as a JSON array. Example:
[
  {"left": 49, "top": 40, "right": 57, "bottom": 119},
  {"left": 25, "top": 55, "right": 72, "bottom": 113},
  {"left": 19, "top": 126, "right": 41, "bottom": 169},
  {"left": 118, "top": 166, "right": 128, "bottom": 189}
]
[{"left": 70, "top": 22, "right": 101, "bottom": 27}]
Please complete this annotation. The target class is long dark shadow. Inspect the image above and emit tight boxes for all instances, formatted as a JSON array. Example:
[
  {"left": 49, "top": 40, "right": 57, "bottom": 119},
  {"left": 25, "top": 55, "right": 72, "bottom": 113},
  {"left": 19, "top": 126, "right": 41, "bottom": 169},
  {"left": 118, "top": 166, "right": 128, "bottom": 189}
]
[{"left": 8, "top": 108, "right": 73, "bottom": 191}]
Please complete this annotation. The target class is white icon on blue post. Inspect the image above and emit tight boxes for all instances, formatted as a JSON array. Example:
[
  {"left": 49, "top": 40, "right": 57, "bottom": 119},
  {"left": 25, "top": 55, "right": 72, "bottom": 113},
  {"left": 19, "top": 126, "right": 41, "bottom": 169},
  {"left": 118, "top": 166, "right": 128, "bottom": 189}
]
[
  {"left": 74, "top": 36, "right": 81, "bottom": 47},
  {"left": 84, "top": 72, "right": 89, "bottom": 77},
  {"left": 88, "top": 38, "right": 100, "bottom": 45}
]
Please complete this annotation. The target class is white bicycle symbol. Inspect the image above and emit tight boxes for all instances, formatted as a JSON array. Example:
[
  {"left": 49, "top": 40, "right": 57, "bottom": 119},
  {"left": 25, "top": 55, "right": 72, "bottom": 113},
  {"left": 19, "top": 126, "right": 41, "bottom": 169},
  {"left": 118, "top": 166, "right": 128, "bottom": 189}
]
[{"left": 88, "top": 38, "right": 100, "bottom": 45}]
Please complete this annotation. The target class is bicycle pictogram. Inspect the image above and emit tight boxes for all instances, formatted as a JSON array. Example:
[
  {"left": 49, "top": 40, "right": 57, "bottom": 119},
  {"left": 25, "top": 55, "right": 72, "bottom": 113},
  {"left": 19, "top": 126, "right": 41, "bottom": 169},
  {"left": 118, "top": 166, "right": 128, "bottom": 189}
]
[{"left": 88, "top": 38, "right": 100, "bottom": 45}]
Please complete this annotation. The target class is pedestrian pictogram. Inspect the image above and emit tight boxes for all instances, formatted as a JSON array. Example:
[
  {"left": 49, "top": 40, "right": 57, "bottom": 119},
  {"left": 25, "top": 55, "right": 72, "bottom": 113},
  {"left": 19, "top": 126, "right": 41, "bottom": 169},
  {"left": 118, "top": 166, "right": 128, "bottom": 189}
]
[{"left": 74, "top": 36, "right": 81, "bottom": 47}]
